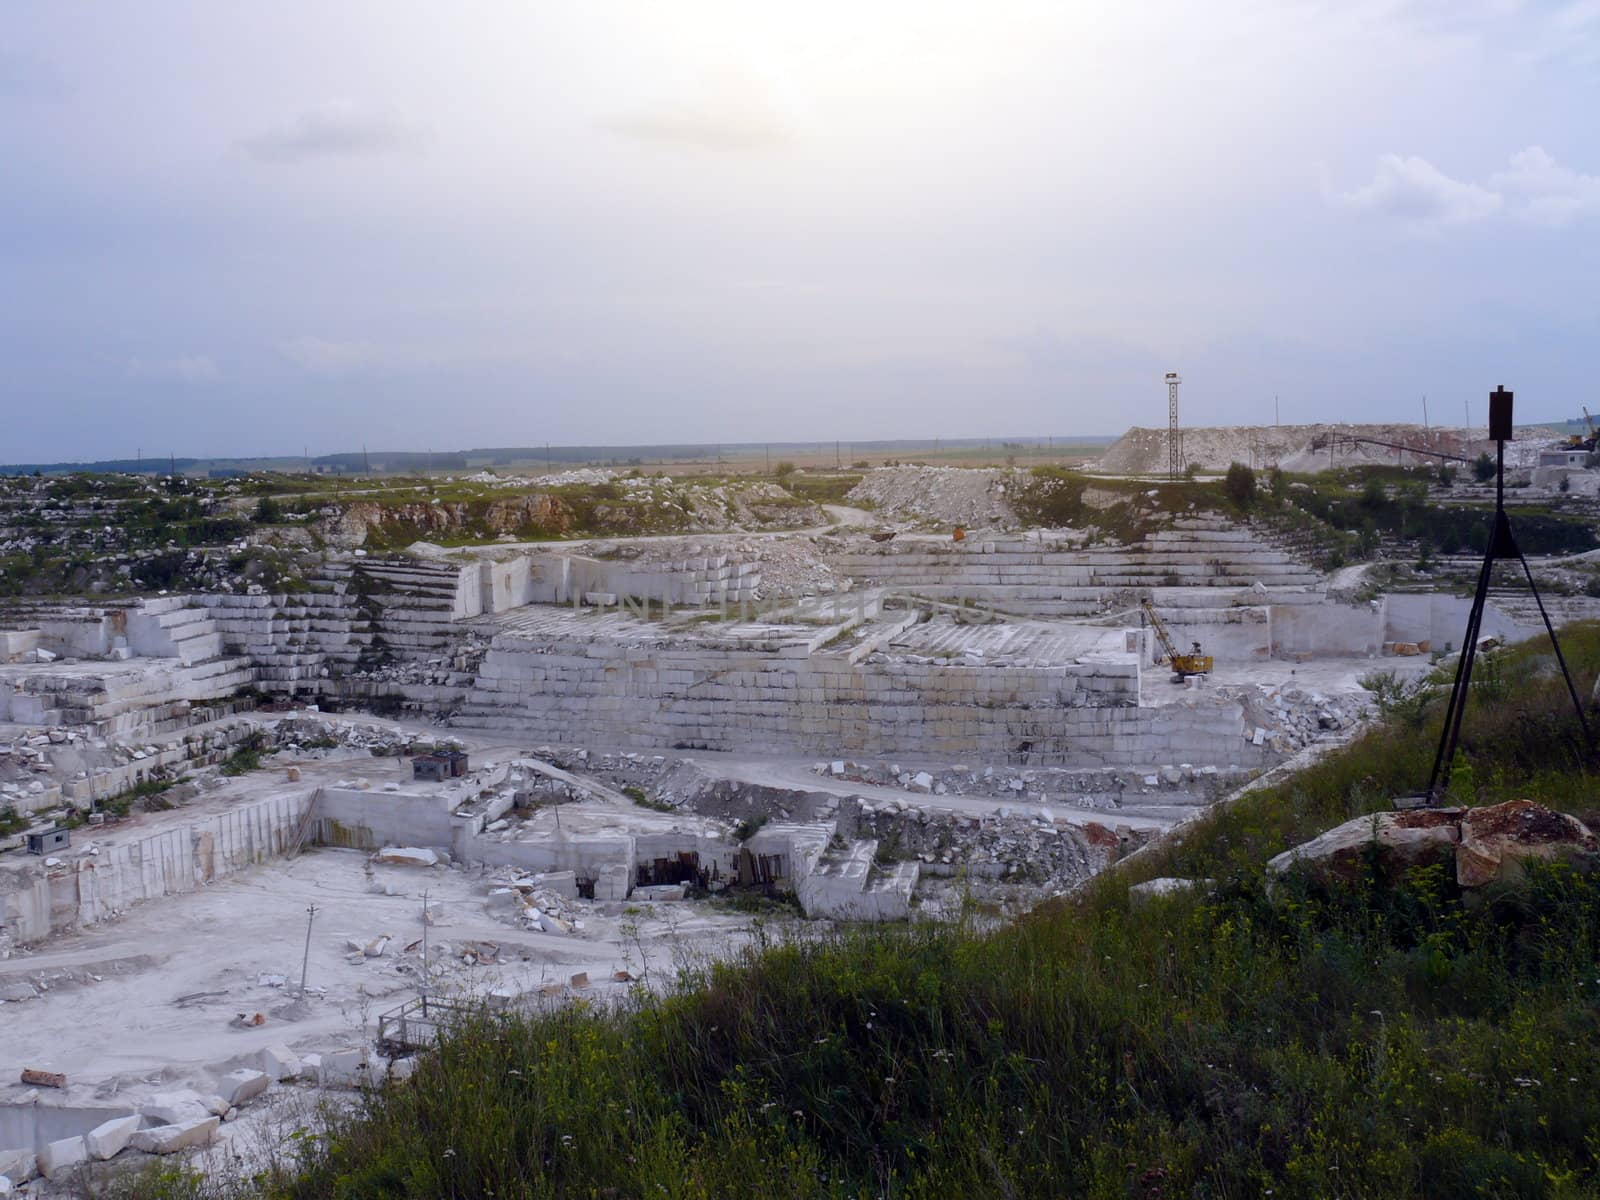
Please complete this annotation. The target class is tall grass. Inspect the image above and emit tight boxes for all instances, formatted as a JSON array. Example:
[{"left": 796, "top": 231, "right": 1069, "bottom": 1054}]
[{"left": 255, "top": 627, "right": 1600, "bottom": 1199}]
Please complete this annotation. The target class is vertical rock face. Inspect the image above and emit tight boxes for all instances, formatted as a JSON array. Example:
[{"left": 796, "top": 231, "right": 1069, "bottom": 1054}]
[{"left": 1267, "top": 800, "right": 1598, "bottom": 889}]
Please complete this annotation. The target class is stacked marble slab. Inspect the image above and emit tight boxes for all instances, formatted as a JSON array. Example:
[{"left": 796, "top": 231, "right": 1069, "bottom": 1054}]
[
  {"left": 453, "top": 607, "right": 1263, "bottom": 768},
  {"left": 835, "top": 517, "right": 1322, "bottom": 616}
]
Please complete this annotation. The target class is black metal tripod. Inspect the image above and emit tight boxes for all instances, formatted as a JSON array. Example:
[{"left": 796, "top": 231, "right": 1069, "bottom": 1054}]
[{"left": 1423, "top": 386, "right": 1595, "bottom": 803}]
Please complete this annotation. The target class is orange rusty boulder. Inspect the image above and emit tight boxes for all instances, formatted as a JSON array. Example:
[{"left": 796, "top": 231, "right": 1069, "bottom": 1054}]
[
  {"left": 1455, "top": 799, "right": 1599, "bottom": 887},
  {"left": 1267, "top": 801, "right": 1598, "bottom": 891}
]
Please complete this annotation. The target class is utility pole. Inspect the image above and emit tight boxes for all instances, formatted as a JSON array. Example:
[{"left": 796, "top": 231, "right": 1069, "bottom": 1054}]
[
  {"left": 420, "top": 890, "right": 430, "bottom": 998},
  {"left": 1166, "top": 372, "right": 1183, "bottom": 480},
  {"left": 1423, "top": 395, "right": 1429, "bottom": 430},
  {"left": 1274, "top": 395, "right": 1279, "bottom": 426},
  {"left": 835, "top": 440, "right": 840, "bottom": 468},
  {"left": 362, "top": 444, "right": 371, "bottom": 475},
  {"left": 298, "top": 903, "right": 318, "bottom": 998},
  {"left": 765, "top": 443, "right": 770, "bottom": 473}
]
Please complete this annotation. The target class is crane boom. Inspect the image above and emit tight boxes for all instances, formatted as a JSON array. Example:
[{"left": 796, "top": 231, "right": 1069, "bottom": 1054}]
[{"left": 1140, "top": 598, "right": 1213, "bottom": 681}]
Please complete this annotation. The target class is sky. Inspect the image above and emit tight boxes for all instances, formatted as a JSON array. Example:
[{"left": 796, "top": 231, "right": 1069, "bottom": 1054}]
[{"left": 4, "top": 1, "right": 1600, "bottom": 460}]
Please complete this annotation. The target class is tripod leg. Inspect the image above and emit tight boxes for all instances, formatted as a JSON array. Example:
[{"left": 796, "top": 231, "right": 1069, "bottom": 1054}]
[
  {"left": 1426, "top": 545, "right": 1496, "bottom": 797},
  {"left": 1514, "top": 548, "right": 1596, "bottom": 758}
]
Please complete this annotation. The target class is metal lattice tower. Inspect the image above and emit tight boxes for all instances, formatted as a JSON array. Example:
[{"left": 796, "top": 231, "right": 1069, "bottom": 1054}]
[{"left": 1165, "top": 372, "right": 1183, "bottom": 479}]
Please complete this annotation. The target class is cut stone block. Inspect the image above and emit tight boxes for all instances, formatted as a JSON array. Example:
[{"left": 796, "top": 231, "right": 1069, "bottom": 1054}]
[
  {"left": 257, "top": 1045, "right": 301, "bottom": 1082},
  {"left": 141, "top": 1091, "right": 214, "bottom": 1126},
  {"left": 1129, "top": 877, "right": 1213, "bottom": 906},
  {"left": 39, "top": 1135, "right": 87, "bottom": 1179},
  {"left": 318, "top": 1048, "right": 370, "bottom": 1087},
  {"left": 85, "top": 1114, "right": 141, "bottom": 1162},
  {"left": 632, "top": 883, "right": 685, "bottom": 901},
  {"left": 130, "top": 1116, "right": 220, "bottom": 1155},
  {"left": 218, "top": 1068, "right": 270, "bottom": 1107},
  {"left": 0, "top": 1150, "right": 35, "bottom": 1183}
]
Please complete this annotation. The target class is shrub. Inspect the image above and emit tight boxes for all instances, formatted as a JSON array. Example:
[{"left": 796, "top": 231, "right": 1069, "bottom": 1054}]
[
  {"left": 774, "top": 461, "right": 796, "bottom": 481},
  {"left": 1472, "top": 452, "right": 1496, "bottom": 483},
  {"left": 252, "top": 496, "right": 282, "bottom": 523},
  {"left": 1437, "top": 464, "right": 1457, "bottom": 486},
  {"left": 1224, "top": 461, "right": 1256, "bottom": 505}
]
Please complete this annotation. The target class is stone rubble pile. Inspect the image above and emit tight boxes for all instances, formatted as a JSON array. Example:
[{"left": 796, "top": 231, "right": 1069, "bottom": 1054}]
[
  {"left": 846, "top": 467, "right": 1023, "bottom": 530},
  {"left": 845, "top": 796, "right": 1146, "bottom": 893},
  {"left": 809, "top": 758, "right": 1242, "bottom": 807},
  {"left": 485, "top": 867, "right": 587, "bottom": 935},
  {"left": 2, "top": 717, "right": 255, "bottom": 815},
  {"left": 270, "top": 714, "right": 473, "bottom": 762},
  {"left": 523, "top": 745, "right": 674, "bottom": 793},
  {"left": 533, "top": 468, "right": 618, "bottom": 487},
  {"left": 592, "top": 536, "right": 843, "bottom": 599},
  {"left": 1229, "top": 683, "right": 1366, "bottom": 755}
]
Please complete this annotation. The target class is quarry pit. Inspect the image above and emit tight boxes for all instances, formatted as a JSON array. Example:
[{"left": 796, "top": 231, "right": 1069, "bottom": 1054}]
[{"left": 3, "top": 436, "right": 1598, "bottom": 1189}]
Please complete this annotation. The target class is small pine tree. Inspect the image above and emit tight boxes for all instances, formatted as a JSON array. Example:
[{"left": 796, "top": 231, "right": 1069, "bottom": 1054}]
[
  {"left": 1224, "top": 461, "right": 1256, "bottom": 506},
  {"left": 1472, "top": 452, "right": 1496, "bottom": 483}
]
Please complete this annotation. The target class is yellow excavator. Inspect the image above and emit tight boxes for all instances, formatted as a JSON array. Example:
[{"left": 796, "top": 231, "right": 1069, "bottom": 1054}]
[
  {"left": 1564, "top": 406, "right": 1598, "bottom": 451},
  {"left": 1140, "top": 598, "right": 1213, "bottom": 682}
]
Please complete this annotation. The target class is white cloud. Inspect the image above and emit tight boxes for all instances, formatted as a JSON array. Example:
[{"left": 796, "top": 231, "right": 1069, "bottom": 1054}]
[
  {"left": 1334, "top": 154, "right": 1502, "bottom": 228},
  {"left": 277, "top": 337, "right": 525, "bottom": 376},
  {"left": 240, "top": 101, "right": 420, "bottom": 164},
  {"left": 603, "top": 68, "right": 793, "bottom": 152},
  {"left": 1489, "top": 145, "right": 1600, "bottom": 225},
  {"left": 127, "top": 355, "right": 219, "bottom": 382},
  {"left": 277, "top": 338, "right": 421, "bottom": 375}
]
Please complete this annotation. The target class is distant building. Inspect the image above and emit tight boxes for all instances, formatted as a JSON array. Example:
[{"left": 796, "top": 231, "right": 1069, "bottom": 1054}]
[
  {"left": 1538, "top": 449, "right": 1590, "bottom": 468},
  {"left": 412, "top": 750, "right": 470, "bottom": 782}
]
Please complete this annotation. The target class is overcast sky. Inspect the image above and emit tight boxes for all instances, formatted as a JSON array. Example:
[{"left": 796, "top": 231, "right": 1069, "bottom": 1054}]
[{"left": 4, "top": 2, "right": 1599, "bottom": 460}]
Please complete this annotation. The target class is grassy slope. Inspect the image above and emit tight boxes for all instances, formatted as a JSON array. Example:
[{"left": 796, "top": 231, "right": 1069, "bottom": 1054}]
[{"left": 178, "top": 629, "right": 1600, "bottom": 1200}]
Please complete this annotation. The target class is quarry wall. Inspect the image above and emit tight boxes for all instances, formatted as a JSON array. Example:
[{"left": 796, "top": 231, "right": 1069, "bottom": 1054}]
[
  {"left": 455, "top": 630, "right": 1264, "bottom": 768},
  {"left": 0, "top": 791, "right": 307, "bottom": 944}
]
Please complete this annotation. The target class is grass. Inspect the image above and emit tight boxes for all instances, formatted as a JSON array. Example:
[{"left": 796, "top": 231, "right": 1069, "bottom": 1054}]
[
  {"left": 220, "top": 734, "right": 267, "bottom": 777},
  {"left": 623, "top": 784, "right": 675, "bottom": 813},
  {"left": 208, "top": 626, "right": 1600, "bottom": 1198},
  {"left": 1008, "top": 463, "right": 1596, "bottom": 571}
]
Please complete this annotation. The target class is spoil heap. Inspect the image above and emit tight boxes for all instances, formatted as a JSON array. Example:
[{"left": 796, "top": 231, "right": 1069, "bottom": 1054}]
[{"left": 846, "top": 466, "right": 1022, "bottom": 529}]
